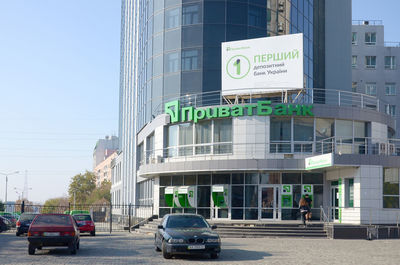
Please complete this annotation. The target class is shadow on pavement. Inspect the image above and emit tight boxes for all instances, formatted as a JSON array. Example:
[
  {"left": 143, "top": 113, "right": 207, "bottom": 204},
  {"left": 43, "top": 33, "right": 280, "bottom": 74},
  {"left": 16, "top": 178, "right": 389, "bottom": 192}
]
[{"left": 170, "top": 248, "right": 271, "bottom": 262}]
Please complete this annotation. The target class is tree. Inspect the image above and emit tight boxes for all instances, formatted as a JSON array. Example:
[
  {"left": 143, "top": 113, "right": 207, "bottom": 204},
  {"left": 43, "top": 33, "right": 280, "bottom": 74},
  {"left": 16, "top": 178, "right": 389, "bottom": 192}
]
[
  {"left": 68, "top": 171, "right": 96, "bottom": 205},
  {"left": 42, "top": 197, "right": 69, "bottom": 213},
  {"left": 87, "top": 181, "right": 111, "bottom": 205},
  {"left": 0, "top": 200, "right": 4, "bottom": 211}
]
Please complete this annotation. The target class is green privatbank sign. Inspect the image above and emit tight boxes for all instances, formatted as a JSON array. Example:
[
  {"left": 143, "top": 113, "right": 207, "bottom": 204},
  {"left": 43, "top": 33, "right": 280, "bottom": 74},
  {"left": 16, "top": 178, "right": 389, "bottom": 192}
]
[{"left": 165, "top": 100, "right": 314, "bottom": 123}]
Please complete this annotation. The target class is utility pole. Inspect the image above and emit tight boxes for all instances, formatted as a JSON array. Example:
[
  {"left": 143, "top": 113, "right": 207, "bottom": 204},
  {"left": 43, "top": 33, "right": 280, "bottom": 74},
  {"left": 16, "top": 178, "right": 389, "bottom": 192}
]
[{"left": 0, "top": 171, "right": 19, "bottom": 204}]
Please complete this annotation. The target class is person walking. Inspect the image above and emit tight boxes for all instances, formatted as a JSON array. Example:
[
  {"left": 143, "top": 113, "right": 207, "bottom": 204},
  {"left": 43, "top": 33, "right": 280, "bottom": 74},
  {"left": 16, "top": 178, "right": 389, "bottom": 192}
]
[
  {"left": 299, "top": 198, "right": 309, "bottom": 226},
  {"left": 304, "top": 194, "right": 313, "bottom": 222}
]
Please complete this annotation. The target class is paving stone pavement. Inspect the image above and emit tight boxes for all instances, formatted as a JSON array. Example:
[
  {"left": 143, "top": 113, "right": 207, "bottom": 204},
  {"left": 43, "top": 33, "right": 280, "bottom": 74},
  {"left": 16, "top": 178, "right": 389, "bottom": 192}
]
[{"left": 1, "top": 230, "right": 400, "bottom": 264}]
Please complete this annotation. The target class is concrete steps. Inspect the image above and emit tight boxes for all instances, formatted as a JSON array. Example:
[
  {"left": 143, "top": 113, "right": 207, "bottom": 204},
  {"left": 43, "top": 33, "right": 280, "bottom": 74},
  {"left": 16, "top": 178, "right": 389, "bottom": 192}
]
[{"left": 133, "top": 219, "right": 328, "bottom": 238}]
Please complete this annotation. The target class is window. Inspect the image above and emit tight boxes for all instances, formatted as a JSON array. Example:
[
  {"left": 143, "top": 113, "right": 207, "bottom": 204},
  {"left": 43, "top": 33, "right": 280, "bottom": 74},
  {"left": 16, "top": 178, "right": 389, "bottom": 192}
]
[
  {"left": 385, "top": 105, "right": 396, "bottom": 117},
  {"left": 165, "top": 7, "right": 180, "bottom": 29},
  {"left": 352, "top": 32, "right": 357, "bottom": 45},
  {"left": 385, "top": 56, "right": 396, "bottom": 69},
  {"left": 214, "top": 119, "right": 232, "bottom": 154},
  {"left": 182, "top": 4, "right": 200, "bottom": 25},
  {"left": 383, "top": 168, "right": 399, "bottom": 208},
  {"left": 293, "top": 118, "right": 313, "bottom": 153},
  {"left": 167, "top": 125, "right": 178, "bottom": 157},
  {"left": 165, "top": 52, "right": 180, "bottom": 73},
  {"left": 352, "top": 56, "right": 357, "bottom": 68},
  {"left": 182, "top": 50, "right": 199, "bottom": 71},
  {"left": 365, "top": 56, "right": 376, "bottom": 69},
  {"left": 352, "top": 82, "right": 357, "bottom": 92},
  {"left": 385, "top": 83, "right": 396, "bottom": 96},
  {"left": 179, "top": 123, "right": 193, "bottom": 156},
  {"left": 270, "top": 117, "right": 291, "bottom": 153},
  {"left": 248, "top": 5, "right": 265, "bottom": 28},
  {"left": 365, "top": 83, "right": 377, "bottom": 96},
  {"left": 195, "top": 120, "right": 211, "bottom": 154},
  {"left": 365, "top": 32, "right": 376, "bottom": 45}
]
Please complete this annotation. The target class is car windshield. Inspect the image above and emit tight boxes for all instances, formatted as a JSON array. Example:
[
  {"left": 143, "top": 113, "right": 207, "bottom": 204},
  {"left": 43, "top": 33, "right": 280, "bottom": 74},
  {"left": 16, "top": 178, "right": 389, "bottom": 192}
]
[
  {"left": 33, "top": 215, "right": 72, "bottom": 226},
  {"left": 20, "top": 214, "right": 37, "bottom": 221},
  {"left": 73, "top": 215, "right": 92, "bottom": 221},
  {"left": 166, "top": 215, "right": 209, "bottom": 229}
]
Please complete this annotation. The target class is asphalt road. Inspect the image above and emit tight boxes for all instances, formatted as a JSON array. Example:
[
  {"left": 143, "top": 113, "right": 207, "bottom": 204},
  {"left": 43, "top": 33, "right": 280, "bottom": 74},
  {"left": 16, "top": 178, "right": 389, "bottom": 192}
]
[{"left": 1, "top": 231, "right": 400, "bottom": 264}]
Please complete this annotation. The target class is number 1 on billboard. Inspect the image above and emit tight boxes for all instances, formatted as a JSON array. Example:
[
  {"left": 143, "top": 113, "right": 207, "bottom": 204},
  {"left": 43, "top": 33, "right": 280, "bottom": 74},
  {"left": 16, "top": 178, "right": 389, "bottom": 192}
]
[{"left": 233, "top": 59, "right": 241, "bottom": 75}]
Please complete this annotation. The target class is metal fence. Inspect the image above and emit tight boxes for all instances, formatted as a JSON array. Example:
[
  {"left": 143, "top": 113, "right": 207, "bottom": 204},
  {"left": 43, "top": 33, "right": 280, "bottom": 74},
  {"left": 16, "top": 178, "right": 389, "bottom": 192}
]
[{"left": 2, "top": 202, "right": 153, "bottom": 233}]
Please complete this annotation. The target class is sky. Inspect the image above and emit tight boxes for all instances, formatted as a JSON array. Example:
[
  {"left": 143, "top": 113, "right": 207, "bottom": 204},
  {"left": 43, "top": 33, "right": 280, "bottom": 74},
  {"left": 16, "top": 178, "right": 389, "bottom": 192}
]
[
  {"left": 0, "top": 1, "right": 121, "bottom": 203},
  {"left": 0, "top": 1, "right": 398, "bottom": 204}
]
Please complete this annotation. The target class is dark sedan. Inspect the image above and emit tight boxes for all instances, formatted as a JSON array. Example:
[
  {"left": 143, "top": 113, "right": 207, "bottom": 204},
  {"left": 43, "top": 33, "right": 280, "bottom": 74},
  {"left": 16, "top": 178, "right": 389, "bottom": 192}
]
[
  {"left": 0, "top": 216, "right": 11, "bottom": 232},
  {"left": 16, "top": 213, "right": 37, "bottom": 236},
  {"left": 154, "top": 214, "right": 221, "bottom": 259},
  {"left": 27, "top": 214, "right": 80, "bottom": 255}
]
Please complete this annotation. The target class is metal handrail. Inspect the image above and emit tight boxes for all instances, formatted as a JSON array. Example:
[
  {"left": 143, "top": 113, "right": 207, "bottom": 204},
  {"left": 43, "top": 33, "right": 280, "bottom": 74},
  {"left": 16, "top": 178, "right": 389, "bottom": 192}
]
[{"left": 137, "top": 88, "right": 389, "bottom": 123}]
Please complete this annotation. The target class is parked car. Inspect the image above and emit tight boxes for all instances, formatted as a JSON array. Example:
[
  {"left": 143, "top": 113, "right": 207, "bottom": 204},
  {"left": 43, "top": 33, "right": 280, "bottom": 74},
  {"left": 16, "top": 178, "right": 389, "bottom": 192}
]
[
  {"left": 0, "top": 216, "right": 11, "bottom": 232},
  {"left": 16, "top": 213, "right": 37, "bottom": 236},
  {"left": 154, "top": 214, "right": 221, "bottom": 259},
  {"left": 0, "top": 212, "right": 17, "bottom": 227},
  {"left": 72, "top": 214, "right": 95, "bottom": 236},
  {"left": 27, "top": 214, "right": 80, "bottom": 255}
]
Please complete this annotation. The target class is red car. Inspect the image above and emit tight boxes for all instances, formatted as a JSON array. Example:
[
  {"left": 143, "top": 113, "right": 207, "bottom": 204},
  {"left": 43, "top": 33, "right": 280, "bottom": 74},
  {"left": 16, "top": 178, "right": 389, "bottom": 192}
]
[
  {"left": 27, "top": 214, "right": 80, "bottom": 255},
  {"left": 72, "top": 214, "right": 95, "bottom": 236}
]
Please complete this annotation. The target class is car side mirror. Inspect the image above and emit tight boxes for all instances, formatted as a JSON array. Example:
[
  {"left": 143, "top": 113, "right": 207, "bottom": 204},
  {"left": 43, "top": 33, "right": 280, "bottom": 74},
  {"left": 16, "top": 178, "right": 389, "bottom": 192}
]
[
  {"left": 157, "top": 225, "right": 164, "bottom": 230},
  {"left": 211, "top": 225, "right": 217, "bottom": 230}
]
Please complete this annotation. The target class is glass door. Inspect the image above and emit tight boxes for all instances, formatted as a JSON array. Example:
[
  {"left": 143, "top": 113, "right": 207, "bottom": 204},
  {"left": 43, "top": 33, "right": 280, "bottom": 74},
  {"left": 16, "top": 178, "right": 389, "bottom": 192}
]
[
  {"left": 211, "top": 185, "right": 229, "bottom": 220},
  {"left": 259, "top": 185, "right": 281, "bottom": 220},
  {"left": 331, "top": 186, "right": 339, "bottom": 221}
]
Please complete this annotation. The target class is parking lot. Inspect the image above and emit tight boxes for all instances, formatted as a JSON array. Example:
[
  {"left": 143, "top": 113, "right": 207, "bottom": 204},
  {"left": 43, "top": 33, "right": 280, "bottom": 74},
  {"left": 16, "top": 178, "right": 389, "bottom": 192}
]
[{"left": 1, "top": 231, "right": 400, "bottom": 264}]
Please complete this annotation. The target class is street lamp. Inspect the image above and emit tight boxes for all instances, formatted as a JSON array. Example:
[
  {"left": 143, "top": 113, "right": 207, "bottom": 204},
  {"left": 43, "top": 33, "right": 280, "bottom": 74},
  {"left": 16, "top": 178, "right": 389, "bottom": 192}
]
[{"left": 0, "top": 171, "right": 19, "bottom": 204}]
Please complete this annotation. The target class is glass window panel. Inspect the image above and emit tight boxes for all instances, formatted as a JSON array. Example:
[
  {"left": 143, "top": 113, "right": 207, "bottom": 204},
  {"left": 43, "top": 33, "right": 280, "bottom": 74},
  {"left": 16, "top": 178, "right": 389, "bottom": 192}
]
[
  {"left": 313, "top": 185, "right": 323, "bottom": 208},
  {"left": 212, "top": 174, "right": 230, "bottom": 184},
  {"left": 159, "top": 187, "right": 166, "bottom": 207},
  {"left": 197, "top": 186, "right": 211, "bottom": 207},
  {"left": 354, "top": 121, "right": 366, "bottom": 138},
  {"left": 182, "top": 3, "right": 201, "bottom": 25},
  {"left": 203, "top": 1, "right": 225, "bottom": 24},
  {"left": 164, "top": 29, "right": 181, "bottom": 51},
  {"left": 160, "top": 176, "right": 171, "bottom": 186},
  {"left": 172, "top": 175, "right": 183, "bottom": 186},
  {"left": 294, "top": 118, "right": 314, "bottom": 141},
  {"left": 159, "top": 208, "right": 171, "bottom": 218},
  {"left": 197, "top": 208, "right": 210, "bottom": 219},
  {"left": 383, "top": 196, "right": 399, "bottom": 208},
  {"left": 365, "top": 82, "right": 377, "bottom": 95},
  {"left": 153, "top": 55, "right": 163, "bottom": 77},
  {"left": 302, "top": 173, "right": 323, "bottom": 184},
  {"left": 165, "top": 7, "right": 181, "bottom": 29},
  {"left": 165, "top": 52, "right": 180, "bottom": 73},
  {"left": 214, "top": 119, "right": 232, "bottom": 142},
  {"left": 248, "top": 5, "right": 266, "bottom": 28},
  {"left": 245, "top": 186, "right": 258, "bottom": 207},
  {"left": 282, "top": 173, "right": 301, "bottom": 184},
  {"left": 231, "top": 209, "right": 244, "bottom": 220},
  {"left": 232, "top": 173, "right": 244, "bottom": 184},
  {"left": 154, "top": 12, "right": 164, "bottom": 34},
  {"left": 270, "top": 117, "right": 291, "bottom": 141},
  {"left": 260, "top": 173, "right": 281, "bottom": 184},
  {"left": 168, "top": 125, "right": 178, "bottom": 147},
  {"left": 383, "top": 168, "right": 399, "bottom": 195},
  {"left": 184, "top": 175, "right": 196, "bottom": 185},
  {"left": 227, "top": 2, "right": 247, "bottom": 25},
  {"left": 195, "top": 120, "right": 211, "bottom": 154},
  {"left": 352, "top": 32, "right": 357, "bottom": 44},
  {"left": 245, "top": 209, "right": 258, "bottom": 220},
  {"left": 385, "top": 83, "right": 396, "bottom": 96},
  {"left": 198, "top": 174, "right": 211, "bottom": 185},
  {"left": 245, "top": 173, "right": 258, "bottom": 184},
  {"left": 345, "top": 179, "right": 354, "bottom": 207},
  {"left": 153, "top": 34, "right": 164, "bottom": 56},
  {"left": 179, "top": 123, "right": 193, "bottom": 156},
  {"left": 293, "top": 185, "right": 302, "bottom": 208},
  {"left": 231, "top": 186, "right": 244, "bottom": 207},
  {"left": 182, "top": 49, "right": 200, "bottom": 71},
  {"left": 316, "top": 119, "right": 334, "bottom": 140},
  {"left": 163, "top": 73, "right": 180, "bottom": 99},
  {"left": 336, "top": 120, "right": 353, "bottom": 137}
]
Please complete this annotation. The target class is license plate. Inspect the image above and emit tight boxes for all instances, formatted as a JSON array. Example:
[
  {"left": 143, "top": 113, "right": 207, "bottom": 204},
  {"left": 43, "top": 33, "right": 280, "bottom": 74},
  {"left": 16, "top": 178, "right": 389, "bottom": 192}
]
[
  {"left": 43, "top": 232, "right": 60, "bottom": 236},
  {"left": 187, "top": 245, "right": 205, "bottom": 250}
]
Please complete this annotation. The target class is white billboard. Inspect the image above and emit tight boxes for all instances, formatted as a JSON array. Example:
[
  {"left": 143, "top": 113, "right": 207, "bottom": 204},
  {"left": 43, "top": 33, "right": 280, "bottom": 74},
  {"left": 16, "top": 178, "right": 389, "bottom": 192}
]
[{"left": 221, "top": 33, "right": 304, "bottom": 96}]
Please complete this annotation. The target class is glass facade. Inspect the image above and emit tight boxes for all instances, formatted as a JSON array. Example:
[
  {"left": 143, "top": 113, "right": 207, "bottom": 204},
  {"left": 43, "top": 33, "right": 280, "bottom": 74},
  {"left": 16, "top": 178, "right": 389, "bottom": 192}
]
[
  {"left": 158, "top": 172, "right": 323, "bottom": 220},
  {"left": 131, "top": 0, "right": 323, "bottom": 132}
]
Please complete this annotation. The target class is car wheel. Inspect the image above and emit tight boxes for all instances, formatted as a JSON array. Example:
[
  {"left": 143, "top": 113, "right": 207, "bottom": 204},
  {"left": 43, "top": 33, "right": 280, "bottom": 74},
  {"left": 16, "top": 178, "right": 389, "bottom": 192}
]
[
  {"left": 69, "top": 242, "right": 77, "bottom": 255},
  {"left": 162, "top": 240, "right": 172, "bottom": 259},
  {"left": 28, "top": 244, "right": 35, "bottom": 255},
  {"left": 90, "top": 230, "right": 96, "bottom": 236}
]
